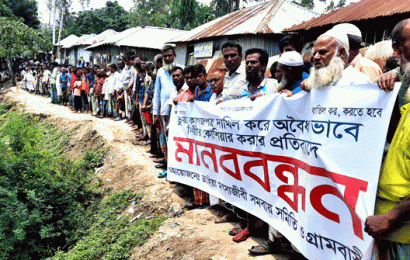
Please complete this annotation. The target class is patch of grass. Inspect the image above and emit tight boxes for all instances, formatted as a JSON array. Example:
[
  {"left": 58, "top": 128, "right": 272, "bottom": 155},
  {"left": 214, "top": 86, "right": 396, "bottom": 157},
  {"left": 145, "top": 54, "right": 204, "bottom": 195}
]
[{"left": 51, "top": 190, "right": 166, "bottom": 260}]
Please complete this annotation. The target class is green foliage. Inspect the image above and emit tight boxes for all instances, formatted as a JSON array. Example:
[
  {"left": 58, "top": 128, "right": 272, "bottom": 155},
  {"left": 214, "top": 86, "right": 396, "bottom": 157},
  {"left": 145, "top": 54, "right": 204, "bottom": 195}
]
[
  {"left": 167, "top": 0, "right": 216, "bottom": 30},
  {"left": 0, "top": 104, "right": 104, "bottom": 259},
  {"left": 50, "top": 190, "right": 165, "bottom": 260},
  {"left": 63, "top": 1, "right": 129, "bottom": 37},
  {"left": 292, "top": 0, "right": 314, "bottom": 9},
  {"left": 0, "top": 0, "right": 40, "bottom": 29},
  {"left": 0, "top": 18, "right": 52, "bottom": 60},
  {"left": 128, "top": 0, "right": 171, "bottom": 28},
  {"left": 325, "top": 0, "right": 346, "bottom": 11}
]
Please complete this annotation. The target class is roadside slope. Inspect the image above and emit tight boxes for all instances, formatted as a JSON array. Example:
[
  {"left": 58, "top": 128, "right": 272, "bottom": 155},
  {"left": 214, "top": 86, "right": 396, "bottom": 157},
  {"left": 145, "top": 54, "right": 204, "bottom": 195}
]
[{"left": 4, "top": 85, "right": 288, "bottom": 260}]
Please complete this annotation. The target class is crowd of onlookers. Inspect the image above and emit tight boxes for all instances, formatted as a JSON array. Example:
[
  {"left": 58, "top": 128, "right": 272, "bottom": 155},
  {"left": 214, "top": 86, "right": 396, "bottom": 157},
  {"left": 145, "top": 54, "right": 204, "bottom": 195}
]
[{"left": 16, "top": 19, "right": 410, "bottom": 260}]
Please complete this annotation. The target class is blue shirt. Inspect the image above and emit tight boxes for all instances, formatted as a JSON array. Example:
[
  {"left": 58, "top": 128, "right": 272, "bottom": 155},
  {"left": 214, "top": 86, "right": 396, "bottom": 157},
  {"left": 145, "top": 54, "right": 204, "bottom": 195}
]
[
  {"left": 195, "top": 83, "right": 213, "bottom": 101},
  {"left": 288, "top": 72, "right": 309, "bottom": 94},
  {"left": 59, "top": 73, "right": 70, "bottom": 89},
  {"left": 138, "top": 82, "right": 145, "bottom": 103},
  {"left": 85, "top": 73, "right": 94, "bottom": 88},
  {"left": 153, "top": 67, "right": 175, "bottom": 116}
]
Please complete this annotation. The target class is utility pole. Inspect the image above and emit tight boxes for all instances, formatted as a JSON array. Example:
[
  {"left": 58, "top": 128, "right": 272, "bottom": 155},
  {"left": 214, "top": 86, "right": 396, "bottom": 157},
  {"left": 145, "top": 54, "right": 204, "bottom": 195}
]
[{"left": 52, "top": 0, "right": 56, "bottom": 45}]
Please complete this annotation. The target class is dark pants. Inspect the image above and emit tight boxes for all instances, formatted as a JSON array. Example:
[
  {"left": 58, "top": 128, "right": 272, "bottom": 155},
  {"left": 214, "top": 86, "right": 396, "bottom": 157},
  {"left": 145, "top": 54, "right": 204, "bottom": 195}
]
[
  {"left": 74, "top": 96, "right": 82, "bottom": 111},
  {"left": 150, "top": 123, "right": 162, "bottom": 156}
]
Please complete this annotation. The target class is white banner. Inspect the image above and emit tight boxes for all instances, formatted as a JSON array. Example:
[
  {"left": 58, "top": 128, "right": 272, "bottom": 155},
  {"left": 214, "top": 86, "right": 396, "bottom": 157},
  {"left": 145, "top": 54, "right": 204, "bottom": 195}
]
[{"left": 167, "top": 83, "right": 400, "bottom": 260}]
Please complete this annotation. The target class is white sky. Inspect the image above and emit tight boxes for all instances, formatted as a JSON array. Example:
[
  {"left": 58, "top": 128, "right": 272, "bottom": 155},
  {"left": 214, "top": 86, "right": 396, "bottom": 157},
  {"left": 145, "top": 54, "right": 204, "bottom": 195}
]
[{"left": 36, "top": 0, "right": 361, "bottom": 24}]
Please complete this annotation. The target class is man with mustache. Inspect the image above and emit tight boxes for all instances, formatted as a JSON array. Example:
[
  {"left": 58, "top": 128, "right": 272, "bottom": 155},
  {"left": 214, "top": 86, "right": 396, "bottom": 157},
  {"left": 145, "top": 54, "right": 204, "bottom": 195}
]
[
  {"left": 253, "top": 30, "right": 370, "bottom": 258},
  {"left": 304, "top": 29, "right": 370, "bottom": 90},
  {"left": 366, "top": 18, "right": 410, "bottom": 260},
  {"left": 241, "top": 48, "right": 277, "bottom": 100},
  {"left": 153, "top": 45, "right": 182, "bottom": 179},
  {"left": 275, "top": 51, "right": 308, "bottom": 97},
  {"left": 221, "top": 42, "right": 248, "bottom": 100}
]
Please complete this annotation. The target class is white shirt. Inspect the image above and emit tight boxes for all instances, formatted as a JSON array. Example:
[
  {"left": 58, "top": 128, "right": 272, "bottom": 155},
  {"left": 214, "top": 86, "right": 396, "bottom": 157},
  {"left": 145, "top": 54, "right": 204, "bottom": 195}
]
[
  {"left": 222, "top": 62, "right": 248, "bottom": 100},
  {"left": 331, "top": 66, "right": 371, "bottom": 87},
  {"left": 42, "top": 70, "right": 51, "bottom": 83}
]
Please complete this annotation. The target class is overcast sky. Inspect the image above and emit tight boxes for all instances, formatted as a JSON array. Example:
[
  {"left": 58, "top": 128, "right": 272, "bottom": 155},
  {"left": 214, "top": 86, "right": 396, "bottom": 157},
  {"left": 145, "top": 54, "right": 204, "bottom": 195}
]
[{"left": 36, "top": 0, "right": 361, "bottom": 24}]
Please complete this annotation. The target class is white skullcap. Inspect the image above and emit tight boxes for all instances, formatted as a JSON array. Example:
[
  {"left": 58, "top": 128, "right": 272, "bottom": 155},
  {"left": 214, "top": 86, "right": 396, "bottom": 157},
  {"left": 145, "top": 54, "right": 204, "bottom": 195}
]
[
  {"left": 333, "top": 23, "right": 362, "bottom": 39},
  {"left": 322, "top": 29, "right": 350, "bottom": 52},
  {"left": 278, "top": 51, "right": 304, "bottom": 66}
]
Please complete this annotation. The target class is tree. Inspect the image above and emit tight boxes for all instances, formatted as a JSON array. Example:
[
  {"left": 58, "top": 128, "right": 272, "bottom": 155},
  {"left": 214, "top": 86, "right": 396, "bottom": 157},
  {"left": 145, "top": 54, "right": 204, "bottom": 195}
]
[
  {"left": 168, "top": 0, "right": 215, "bottom": 30},
  {"left": 292, "top": 0, "right": 347, "bottom": 11},
  {"left": 209, "top": 0, "right": 264, "bottom": 17},
  {"left": 324, "top": 0, "right": 346, "bottom": 11},
  {"left": 62, "top": 1, "right": 129, "bottom": 37},
  {"left": 292, "top": 0, "right": 314, "bottom": 9},
  {"left": 0, "top": 0, "right": 40, "bottom": 29},
  {"left": 0, "top": 18, "right": 52, "bottom": 85},
  {"left": 128, "top": 0, "right": 170, "bottom": 28}
]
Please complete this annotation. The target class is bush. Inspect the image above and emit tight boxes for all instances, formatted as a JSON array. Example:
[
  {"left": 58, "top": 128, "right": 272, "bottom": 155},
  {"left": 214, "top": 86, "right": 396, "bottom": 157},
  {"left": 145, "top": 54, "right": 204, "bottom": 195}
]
[{"left": 0, "top": 106, "right": 103, "bottom": 259}]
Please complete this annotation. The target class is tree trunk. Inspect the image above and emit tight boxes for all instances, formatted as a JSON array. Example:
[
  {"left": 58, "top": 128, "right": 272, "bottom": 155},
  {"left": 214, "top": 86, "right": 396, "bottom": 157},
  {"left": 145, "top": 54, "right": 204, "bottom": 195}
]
[
  {"left": 57, "top": 6, "right": 64, "bottom": 44},
  {"left": 52, "top": 0, "right": 56, "bottom": 45},
  {"left": 7, "top": 57, "right": 15, "bottom": 86},
  {"left": 234, "top": 0, "right": 240, "bottom": 11}
]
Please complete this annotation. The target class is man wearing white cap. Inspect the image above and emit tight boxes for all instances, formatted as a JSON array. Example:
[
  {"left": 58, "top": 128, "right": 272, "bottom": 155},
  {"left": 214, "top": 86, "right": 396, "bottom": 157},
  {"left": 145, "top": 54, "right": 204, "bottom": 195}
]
[
  {"left": 333, "top": 23, "right": 382, "bottom": 82},
  {"left": 304, "top": 29, "right": 370, "bottom": 90},
  {"left": 275, "top": 51, "right": 309, "bottom": 96}
]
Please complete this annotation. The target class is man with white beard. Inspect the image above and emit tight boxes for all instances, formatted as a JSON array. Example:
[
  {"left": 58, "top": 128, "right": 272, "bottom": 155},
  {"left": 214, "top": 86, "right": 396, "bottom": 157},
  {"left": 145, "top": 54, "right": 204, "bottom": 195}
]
[
  {"left": 153, "top": 44, "right": 183, "bottom": 179},
  {"left": 304, "top": 29, "right": 370, "bottom": 90},
  {"left": 274, "top": 51, "right": 309, "bottom": 97},
  {"left": 250, "top": 30, "right": 370, "bottom": 258}
]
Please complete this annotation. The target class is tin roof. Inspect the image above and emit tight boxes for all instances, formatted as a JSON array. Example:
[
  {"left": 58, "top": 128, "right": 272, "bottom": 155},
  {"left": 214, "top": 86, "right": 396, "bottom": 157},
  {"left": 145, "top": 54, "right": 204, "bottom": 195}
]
[
  {"left": 169, "top": 0, "right": 318, "bottom": 43},
  {"left": 86, "top": 27, "right": 142, "bottom": 50},
  {"left": 286, "top": 0, "right": 410, "bottom": 31},
  {"left": 80, "top": 29, "right": 118, "bottom": 46},
  {"left": 55, "top": 34, "right": 79, "bottom": 48},
  {"left": 116, "top": 27, "right": 185, "bottom": 50}
]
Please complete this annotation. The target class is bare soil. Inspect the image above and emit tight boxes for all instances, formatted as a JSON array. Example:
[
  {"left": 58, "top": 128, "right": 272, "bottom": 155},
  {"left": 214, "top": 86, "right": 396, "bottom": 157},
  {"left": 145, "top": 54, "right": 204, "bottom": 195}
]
[{"left": 3, "top": 84, "right": 290, "bottom": 260}]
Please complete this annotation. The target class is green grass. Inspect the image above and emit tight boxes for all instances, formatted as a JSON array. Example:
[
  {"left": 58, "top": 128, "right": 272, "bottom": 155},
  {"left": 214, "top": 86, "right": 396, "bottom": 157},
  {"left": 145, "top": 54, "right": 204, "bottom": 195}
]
[{"left": 51, "top": 190, "right": 166, "bottom": 260}]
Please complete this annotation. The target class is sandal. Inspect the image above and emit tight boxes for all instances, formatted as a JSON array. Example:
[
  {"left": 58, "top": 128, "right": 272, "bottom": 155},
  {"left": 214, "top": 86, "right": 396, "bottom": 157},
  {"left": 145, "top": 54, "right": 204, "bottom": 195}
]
[
  {"left": 248, "top": 245, "right": 271, "bottom": 255},
  {"left": 229, "top": 227, "right": 243, "bottom": 236},
  {"left": 186, "top": 201, "right": 200, "bottom": 210},
  {"left": 157, "top": 170, "right": 167, "bottom": 178},
  {"left": 233, "top": 231, "right": 250, "bottom": 243},
  {"left": 214, "top": 214, "right": 232, "bottom": 224}
]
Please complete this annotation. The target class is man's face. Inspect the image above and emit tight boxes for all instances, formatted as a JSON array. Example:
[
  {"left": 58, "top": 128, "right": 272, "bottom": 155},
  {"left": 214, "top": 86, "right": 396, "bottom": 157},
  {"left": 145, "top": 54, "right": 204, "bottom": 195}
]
[
  {"left": 396, "top": 24, "right": 410, "bottom": 63},
  {"left": 277, "top": 63, "right": 290, "bottom": 82},
  {"left": 196, "top": 72, "right": 207, "bottom": 87},
  {"left": 172, "top": 69, "right": 184, "bottom": 87},
  {"left": 311, "top": 36, "right": 337, "bottom": 69},
  {"left": 185, "top": 72, "right": 197, "bottom": 88},
  {"left": 146, "top": 67, "right": 154, "bottom": 77},
  {"left": 209, "top": 73, "right": 224, "bottom": 94},
  {"left": 245, "top": 52, "right": 264, "bottom": 82},
  {"left": 141, "top": 61, "right": 146, "bottom": 70},
  {"left": 274, "top": 63, "right": 283, "bottom": 82},
  {"left": 223, "top": 46, "right": 242, "bottom": 72},
  {"left": 163, "top": 49, "right": 175, "bottom": 65},
  {"left": 281, "top": 44, "right": 297, "bottom": 54},
  {"left": 118, "top": 61, "right": 125, "bottom": 70}
]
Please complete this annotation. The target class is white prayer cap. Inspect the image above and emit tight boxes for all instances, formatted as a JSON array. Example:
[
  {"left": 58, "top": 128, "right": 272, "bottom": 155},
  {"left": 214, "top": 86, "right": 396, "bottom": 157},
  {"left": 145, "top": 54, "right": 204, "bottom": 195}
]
[
  {"left": 321, "top": 29, "right": 350, "bottom": 52},
  {"left": 333, "top": 23, "right": 362, "bottom": 39},
  {"left": 278, "top": 51, "right": 304, "bottom": 67}
]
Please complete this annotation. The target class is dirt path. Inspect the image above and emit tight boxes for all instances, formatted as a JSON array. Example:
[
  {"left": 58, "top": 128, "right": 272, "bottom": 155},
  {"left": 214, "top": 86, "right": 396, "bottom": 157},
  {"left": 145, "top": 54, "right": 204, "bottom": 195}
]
[{"left": 4, "top": 85, "right": 290, "bottom": 260}]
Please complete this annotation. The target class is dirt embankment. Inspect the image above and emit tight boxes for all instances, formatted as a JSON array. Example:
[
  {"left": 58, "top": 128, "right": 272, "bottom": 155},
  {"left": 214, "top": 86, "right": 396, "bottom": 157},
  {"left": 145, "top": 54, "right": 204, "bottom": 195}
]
[{"left": 3, "top": 85, "right": 288, "bottom": 260}]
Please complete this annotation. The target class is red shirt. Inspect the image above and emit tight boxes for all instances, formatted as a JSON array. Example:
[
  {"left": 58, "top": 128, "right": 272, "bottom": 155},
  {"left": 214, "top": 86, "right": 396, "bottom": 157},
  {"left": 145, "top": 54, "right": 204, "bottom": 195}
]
[
  {"left": 177, "top": 89, "right": 195, "bottom": 102},
  {"left": 94, "top": 77, "right": 105, "bottom": 95}
]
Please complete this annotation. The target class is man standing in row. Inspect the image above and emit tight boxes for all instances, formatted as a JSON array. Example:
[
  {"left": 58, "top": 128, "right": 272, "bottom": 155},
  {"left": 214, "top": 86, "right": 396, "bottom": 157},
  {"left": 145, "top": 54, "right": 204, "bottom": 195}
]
[{"left": 153, "top": 45, "right": 182, "bottom": 178}]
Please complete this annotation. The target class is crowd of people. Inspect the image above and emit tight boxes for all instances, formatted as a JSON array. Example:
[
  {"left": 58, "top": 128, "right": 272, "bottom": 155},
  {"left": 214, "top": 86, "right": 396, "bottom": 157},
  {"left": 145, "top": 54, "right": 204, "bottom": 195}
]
[{"left": 17, "top": 18, "right": 410, "bottom": 260}]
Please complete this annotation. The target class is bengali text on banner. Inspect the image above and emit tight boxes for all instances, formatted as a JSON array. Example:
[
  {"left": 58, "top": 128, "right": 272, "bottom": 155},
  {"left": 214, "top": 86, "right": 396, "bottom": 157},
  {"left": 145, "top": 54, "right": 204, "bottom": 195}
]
[{"left": 167, "top": 83, "right": 400, "bottom": 260}]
